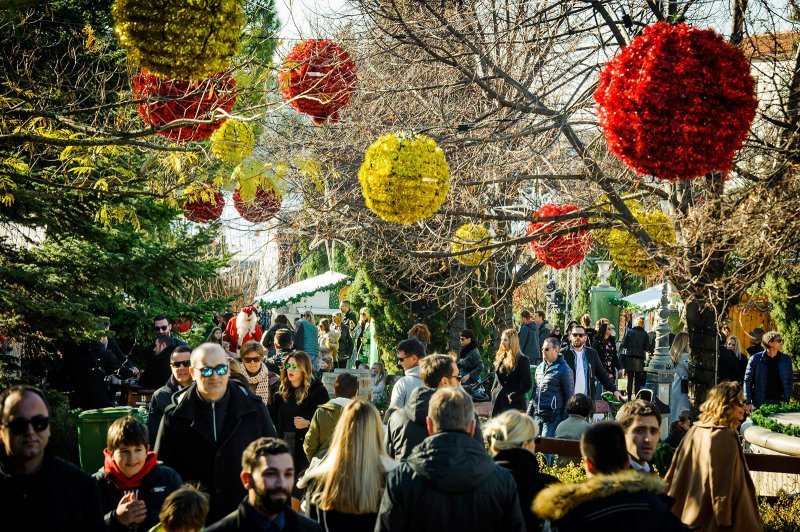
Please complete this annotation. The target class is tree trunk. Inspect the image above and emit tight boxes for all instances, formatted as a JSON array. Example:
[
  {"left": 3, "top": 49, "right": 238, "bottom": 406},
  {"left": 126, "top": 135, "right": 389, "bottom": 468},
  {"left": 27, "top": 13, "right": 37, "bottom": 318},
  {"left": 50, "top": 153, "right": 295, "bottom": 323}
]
[
  {"left": 685, "top": 301, "right": 720, "bottom": 408},
  {"left": 448, "top": 290, "right": 466, "bottom": 352}
]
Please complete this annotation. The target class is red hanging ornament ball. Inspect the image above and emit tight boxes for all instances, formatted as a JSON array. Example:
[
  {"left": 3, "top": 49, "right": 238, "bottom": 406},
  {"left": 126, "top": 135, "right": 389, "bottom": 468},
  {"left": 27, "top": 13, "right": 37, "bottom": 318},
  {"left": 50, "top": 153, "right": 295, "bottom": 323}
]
[
  {"left": 527, "top": 204, "right": 592, "bottom": 269},
  {"left": 233, "top": 186, "right": 282, "bottom": 223},
  {"left": 133, "top": 69, "right": 237, "bottom": 143},
  {"left": 594, "top": 22, "right": 757, "bottom": 181},
  {"left": 183, "top": 190, "right": 225, "bottom": 223},
  {"left": 279, "top": 39, "right": 357, "bottom": 125}
]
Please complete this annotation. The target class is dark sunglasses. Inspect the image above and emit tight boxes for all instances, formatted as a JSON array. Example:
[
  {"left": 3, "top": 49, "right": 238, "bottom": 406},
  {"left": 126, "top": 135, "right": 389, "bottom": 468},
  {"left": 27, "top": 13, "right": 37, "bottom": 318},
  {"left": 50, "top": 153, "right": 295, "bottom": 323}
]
[
  {"left": 170, "top": 360, "right": 191, "bottom": 368},
  {"left": 284, "top": 362, "right": 299, "bottom": 371},
  {"left": 773, "top": 338, "right": 784, "bottom": 343},
  {"left": 197, "top": 364, "right": 229, "bottom": 378},
  {"left": 243, "top": 357, "right": 262, "bottom": 364},
  {"left": 154, "top": 325, "right": 169, "bottom": 331},
  {"left": 5, "top": 415, "right": 50, "bottom": 435},
  {"left": 571, "top": 333, "right": 586, "bottom": 337}
]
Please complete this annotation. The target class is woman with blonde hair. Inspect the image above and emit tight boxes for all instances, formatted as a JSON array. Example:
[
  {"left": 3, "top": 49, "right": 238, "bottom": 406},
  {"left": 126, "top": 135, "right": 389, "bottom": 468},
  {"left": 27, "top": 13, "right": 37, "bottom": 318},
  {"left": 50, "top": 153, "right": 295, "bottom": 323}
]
[
  {"left": 669, "top": 332, "right": 691, "bottom": 422},
  {"left": 489, "top": 329, "right": 532, "bottom": 417},
  {"left": 235, "top": 341, "right": 271, "bottom": 405},
  {"left": 318, "top": 318, "right": 341, "bottom": 361},
  {"left": 268, "top": 351, "right": 329, "bottom": 504},
  {"left": 484, "top": 410, "right": 558, "bottom": 532},
  {"left": 299, "top": 399, "right": 399, "bottom": 531},
  {"left": 665, "top": 381, "right": 762, "bottom": 531}
]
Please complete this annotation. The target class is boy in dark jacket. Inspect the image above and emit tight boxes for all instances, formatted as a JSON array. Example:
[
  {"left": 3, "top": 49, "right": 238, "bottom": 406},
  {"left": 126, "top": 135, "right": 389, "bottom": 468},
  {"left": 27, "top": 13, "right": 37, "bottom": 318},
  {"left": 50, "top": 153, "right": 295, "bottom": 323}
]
[{"left": 93, "top": 416, "right": 182, "bottom": 531}]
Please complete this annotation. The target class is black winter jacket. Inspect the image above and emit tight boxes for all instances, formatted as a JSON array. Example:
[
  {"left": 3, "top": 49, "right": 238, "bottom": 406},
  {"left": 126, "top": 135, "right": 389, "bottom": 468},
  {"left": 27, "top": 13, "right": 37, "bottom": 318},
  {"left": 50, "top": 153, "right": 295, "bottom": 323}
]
[
  {"left": 155, "top": 382, "right": 277, "bottom": 523},
  {"left": 490, "top": 353, "right": 532, "bottom": 417},
  {"left": 533, "top": 469, "right": 688, "bottom": 532},
  {"left": 621, "top": 326, "right": 650, "bottom": 359},
  {"left": 93, "top": 463, "right": 183, "bottom": 531},
  {"left": 0, "top": 449, "right": 104, "bottom": 531},
  {"left": 147, "top": 375, "right": 181, "bottom": 446},
  {"left": 457, "top": 344, "right": 484, "bottom": 381},
  {"left": 493, "top": 447, "right": 559, "bottom": 532},
  {"left": 207, "top": 500, "right": 321, "bottom": 532},
  {"left": 269, "top": 378, "right": 329, "bottom": 474},
  {"left": 386, "top": 387, "right": 484, "bottom": 461},
  {"left": 376, "top": 431, "right": 526, "bottom": 532}
]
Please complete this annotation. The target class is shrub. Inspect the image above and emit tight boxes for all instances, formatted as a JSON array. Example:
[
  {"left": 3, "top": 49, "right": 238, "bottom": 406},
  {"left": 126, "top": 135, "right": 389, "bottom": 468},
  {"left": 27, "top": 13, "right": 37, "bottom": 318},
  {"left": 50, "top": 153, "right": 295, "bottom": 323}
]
[{"left": 759, "top": 494, "right": 800, "bottom": 532}]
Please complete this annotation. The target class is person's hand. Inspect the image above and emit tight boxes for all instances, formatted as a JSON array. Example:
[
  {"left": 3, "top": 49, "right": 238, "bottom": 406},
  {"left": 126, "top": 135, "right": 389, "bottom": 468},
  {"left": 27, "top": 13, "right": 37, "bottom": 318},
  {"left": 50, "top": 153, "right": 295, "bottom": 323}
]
[
  {"left": 506, "top": 393, "right": 513, "bottom": 403},
  {"left": 461, "top": 375, "right": 470, "bottom": 384},
  {"left": 613, "top": 391, "right": 623, "bottom": 401},
  {"left": 294, "top": 417, "right": 310, "bottom": 430},
  {"left": 746, "top": 404, "right": 754, "bottom": 413},
  {"left": 115, "top": 492, "right": 147, "bottom": 525}
]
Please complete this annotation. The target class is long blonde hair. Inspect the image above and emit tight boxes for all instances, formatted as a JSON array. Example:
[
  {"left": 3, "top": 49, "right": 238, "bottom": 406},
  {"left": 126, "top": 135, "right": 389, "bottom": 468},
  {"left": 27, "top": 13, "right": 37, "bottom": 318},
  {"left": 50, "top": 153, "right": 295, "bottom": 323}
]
[
  {"left": 698, "top": 381, "right": 745, "bottom": 429},
  {"left": 669, "top": 331, "right": 691, "bottom": 365},
  {"left": 278, "top": 352, "right": 313, "bottom": 403},
  {"left": 483, "top": 410, "right": 538, "bottom": 455},
  {"left": 494, "top": 329, "right": 521, "bottom": 372},
  {"left": 726, "top": 335, "right": 743, "bottom": 358},
  {"left": 305, "top": 400, "right": 390, "bottom": 514}
]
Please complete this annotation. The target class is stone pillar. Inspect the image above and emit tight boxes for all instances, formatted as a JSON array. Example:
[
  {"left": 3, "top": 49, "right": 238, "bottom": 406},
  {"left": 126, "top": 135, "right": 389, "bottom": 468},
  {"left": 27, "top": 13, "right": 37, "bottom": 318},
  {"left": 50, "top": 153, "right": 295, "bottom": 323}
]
[
  {"left": 645, "top": 282, "right": 677, "bottom": 434},
  {"left": 590, "top": 260, "right": 622, "bottom": 333}
]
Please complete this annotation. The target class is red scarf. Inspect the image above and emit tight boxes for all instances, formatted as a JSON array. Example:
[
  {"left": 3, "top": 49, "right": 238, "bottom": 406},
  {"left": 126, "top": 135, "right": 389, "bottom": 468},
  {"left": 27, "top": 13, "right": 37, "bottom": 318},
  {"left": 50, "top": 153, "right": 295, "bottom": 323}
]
[{"left": 103, "top": 449, "right": 158, "bottom": 490}]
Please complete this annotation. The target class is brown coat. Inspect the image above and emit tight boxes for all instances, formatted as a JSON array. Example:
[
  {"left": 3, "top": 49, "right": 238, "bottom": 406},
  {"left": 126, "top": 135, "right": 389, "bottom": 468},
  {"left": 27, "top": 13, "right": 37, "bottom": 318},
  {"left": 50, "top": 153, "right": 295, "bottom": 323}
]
[{"left": 664, "top": 423, "right": 763, "bottom": 532}]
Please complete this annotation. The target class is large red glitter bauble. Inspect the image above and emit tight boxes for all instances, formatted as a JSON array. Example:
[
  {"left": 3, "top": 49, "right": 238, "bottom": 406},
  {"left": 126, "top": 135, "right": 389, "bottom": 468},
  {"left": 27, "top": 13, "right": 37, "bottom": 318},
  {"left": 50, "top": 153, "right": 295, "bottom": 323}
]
[
  {"left": 595, "top": 22, "right": 757, "bottom": 181},
  {"left": 233, "top": 187, "right": 282, "bottom": 223},
  {"left": 133, "top": 69, "right": 237, "bottom": 142},
  {"left": 279, "top": 39, "right": 357, "bottom": 125},
  {"left": 183, "top": 190, "right": 225, "bottom": 223},
  {"left": 527, "top": 204, "right": 592, "bottom": 269},
  {"left": 174, "top": 317, "right": 192, "bottom": 333}
]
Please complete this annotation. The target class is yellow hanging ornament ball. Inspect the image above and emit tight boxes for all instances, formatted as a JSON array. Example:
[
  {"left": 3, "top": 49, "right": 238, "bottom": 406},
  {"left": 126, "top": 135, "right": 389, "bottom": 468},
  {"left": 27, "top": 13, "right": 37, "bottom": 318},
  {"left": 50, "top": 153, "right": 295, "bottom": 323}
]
[
  {"left": 606, "top": 210, "right": 674, "bottom": 275},
  {"left": 358, "top": 133, "right": 450, "bottom": 224},
  {"left": 210, "top": 120, "right": 255, "bottom": 164},
  {"left": 450, "top": 224, "right": 492, "bottom": 266}
]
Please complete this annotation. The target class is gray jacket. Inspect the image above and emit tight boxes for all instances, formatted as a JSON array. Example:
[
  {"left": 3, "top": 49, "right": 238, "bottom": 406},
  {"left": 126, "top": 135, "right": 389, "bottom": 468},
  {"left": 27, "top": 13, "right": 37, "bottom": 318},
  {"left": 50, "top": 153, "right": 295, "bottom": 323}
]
[{"left": 518, "top": 322, "right": 541, "bottom": 364}]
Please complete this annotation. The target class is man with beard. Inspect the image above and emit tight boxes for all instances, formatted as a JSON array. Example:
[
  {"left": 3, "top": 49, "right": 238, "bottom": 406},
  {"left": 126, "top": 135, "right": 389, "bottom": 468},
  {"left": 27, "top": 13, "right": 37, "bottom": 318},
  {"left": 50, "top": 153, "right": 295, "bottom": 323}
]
[
  {"left": 562, "top": 325, "right": 623, "bottom": 402},
  {"left": 207, "top": 437, "right": 321, "bottom": 531}
]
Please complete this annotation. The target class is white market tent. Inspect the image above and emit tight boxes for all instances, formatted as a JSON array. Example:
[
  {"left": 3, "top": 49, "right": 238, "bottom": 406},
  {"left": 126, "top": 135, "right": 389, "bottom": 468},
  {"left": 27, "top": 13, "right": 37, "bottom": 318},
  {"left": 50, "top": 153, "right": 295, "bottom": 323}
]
[
  {"left": 255, "top": 270, "right": 349, "bottom": 319},
  {"left": 621, "top": 282, "right": 672, "bottom": 310}
]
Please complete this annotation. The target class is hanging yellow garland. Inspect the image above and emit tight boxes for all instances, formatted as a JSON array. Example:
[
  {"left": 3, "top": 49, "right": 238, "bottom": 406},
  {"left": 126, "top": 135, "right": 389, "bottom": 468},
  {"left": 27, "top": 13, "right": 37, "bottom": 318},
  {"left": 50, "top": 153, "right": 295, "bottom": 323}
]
[
  {"left": 358, "top": 133, "right": 450, "bottom": 224},
  {"left": 112, "top": 0, "right": 244, "bottom": 80},
  {"left": 450, "top": 223, "right": 492, "bottom": 266},
  {"left": 210, "top": 120, "right": 255, "bottom": 164},
  {"left": 606, "top": 210, "right": 674, "bottom": 275}
]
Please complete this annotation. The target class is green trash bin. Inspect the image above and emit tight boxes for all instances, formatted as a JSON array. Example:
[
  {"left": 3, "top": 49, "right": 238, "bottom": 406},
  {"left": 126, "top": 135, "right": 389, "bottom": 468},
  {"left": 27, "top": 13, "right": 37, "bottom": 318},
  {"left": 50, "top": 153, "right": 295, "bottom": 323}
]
[
  {"left": 77, "top": 406, "right": 147, "bottom": 473},
  {"left": 525, "top": 363, "right": 537, "bottom": 402}
]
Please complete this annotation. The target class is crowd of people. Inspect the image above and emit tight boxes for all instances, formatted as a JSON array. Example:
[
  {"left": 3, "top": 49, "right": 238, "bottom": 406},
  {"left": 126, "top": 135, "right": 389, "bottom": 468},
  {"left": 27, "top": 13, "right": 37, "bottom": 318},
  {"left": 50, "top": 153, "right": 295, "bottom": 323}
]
[{"left": 0, "top": 305, "right": 792, "bottom": 531}]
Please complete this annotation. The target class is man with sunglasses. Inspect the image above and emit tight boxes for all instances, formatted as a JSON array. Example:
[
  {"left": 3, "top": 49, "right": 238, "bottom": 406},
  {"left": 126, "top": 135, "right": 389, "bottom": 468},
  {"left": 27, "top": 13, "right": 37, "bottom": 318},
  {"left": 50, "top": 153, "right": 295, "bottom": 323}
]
[
  {"left": 156, "top": 343, "right": 277, "bottom": 524},
  {"left": 385, "top": 338, "right": 427, "bottom": 420},
  {"left": 744, "top": 330, "right": 794, "bottom": 411},
  {"left": 153, "top": 315, "right": 190, "bottom": 347},
  {"left": 562, "top": 325, "right": 623, "bottom": 403},
  {"left": 0, "top": 385, "right": 103, "bottom": 530},
  {"left": 147, "top": 346, "right": 193, "bottom": 446}
]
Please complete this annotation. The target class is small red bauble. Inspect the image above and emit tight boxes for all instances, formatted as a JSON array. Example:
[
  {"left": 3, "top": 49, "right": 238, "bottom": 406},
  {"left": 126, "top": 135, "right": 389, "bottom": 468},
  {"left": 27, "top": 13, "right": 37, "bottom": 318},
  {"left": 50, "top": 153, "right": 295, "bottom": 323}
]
[
  {"left": 133, "top": 69, "right": 237, "bottom": 143},
  {"left": 233, "top": 187, "right": 282, "bottom": 223},
  {"left": 183, "top": 190, "right": 225, "bottom": 223},
  {"left": 595, "top": 22, "right": 757, "bottom": 181},
  {"left": 279, "top": 39, "right": 357, "bottom": 125},
  {"left": 527, "top": 204, "right": 592, "bottom": 269},
  {"left": 174, "top": 317, "right": 192, "bottom": 334}
]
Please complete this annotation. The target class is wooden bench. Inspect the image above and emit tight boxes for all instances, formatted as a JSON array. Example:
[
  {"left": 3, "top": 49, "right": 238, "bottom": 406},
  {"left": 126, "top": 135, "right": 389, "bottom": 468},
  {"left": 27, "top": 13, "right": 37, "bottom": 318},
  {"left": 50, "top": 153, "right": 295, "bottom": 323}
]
[{"left": 534, "top": 437, "right": 800, "bottom": 474}]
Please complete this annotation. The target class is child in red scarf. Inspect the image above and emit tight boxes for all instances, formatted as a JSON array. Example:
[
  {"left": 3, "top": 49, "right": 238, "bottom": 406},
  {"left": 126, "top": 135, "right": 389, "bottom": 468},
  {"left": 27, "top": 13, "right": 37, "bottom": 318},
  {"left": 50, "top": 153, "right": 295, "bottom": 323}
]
[{"left": 93, "top": 417, "right": 183, "bottom": 530}]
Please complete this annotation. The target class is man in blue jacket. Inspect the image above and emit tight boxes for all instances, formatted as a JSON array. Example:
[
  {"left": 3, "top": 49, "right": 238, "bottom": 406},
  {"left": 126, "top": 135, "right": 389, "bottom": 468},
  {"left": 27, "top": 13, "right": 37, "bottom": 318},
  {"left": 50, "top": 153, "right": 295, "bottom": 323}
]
[
  {"left": 744, "top": 330, "right": 793, "bottom": 411},
  {"left": 518, "top": 310, "right": 541, "bottom": 365},
  {"left": 527, "top": 338, "right": 574, "bottom": 438}
]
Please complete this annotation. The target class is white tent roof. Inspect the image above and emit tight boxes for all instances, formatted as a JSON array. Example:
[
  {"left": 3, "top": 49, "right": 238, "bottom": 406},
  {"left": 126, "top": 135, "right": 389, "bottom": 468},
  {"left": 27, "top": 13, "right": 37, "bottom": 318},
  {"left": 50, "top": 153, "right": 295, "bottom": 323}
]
[
  {"left": 621, "top": 282, "right": 678, "bottom": 309},
  {"left": 255, "top": 270, "right": 348, "bottom": 306}
]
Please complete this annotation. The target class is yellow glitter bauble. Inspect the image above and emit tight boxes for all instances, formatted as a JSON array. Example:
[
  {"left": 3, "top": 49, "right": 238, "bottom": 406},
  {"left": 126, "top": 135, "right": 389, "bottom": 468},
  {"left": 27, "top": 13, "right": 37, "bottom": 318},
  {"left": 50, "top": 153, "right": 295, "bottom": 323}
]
[
  {"left": 606, "top": 210, "right": 674, "bottom": 275},
  {"left": 112, "top": 0, "right": 244, "bottom": 80},
  {"left": 210, "top": 120, "right": 255, "bottom": 164},
  {"left": 450, "top": 224, "right": 492, "bottom": 266},
  {"left": 358, "top": 133, "right": 450, "bottom": 224},
  {"left": 591, "top": 194, "right": 643, "bottom": 247}
]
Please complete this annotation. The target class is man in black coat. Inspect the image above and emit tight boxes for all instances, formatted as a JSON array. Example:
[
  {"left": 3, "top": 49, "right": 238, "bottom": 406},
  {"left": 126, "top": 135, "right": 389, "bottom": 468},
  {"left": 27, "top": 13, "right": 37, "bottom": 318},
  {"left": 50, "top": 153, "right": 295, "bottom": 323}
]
[
  {"left": 0, "top": 385, "right": 104, "bottom": 531},
  {"left": 533, "top": 422, "right": 688, "bottom": 531},
  {"left": 386, "top": 355, "right": 484, "bottom": 461},
  {"left": 377, "top": 387, "right": 525, "bottom": 532},
  {"left": 139, "top": 334, "right": 176, "bottom": 390},
  {"left": 206, "top": 437, "right": 320, "bottom": 532},
  {"left": 147, "top": 345, "right": 193, "bottom": 446},
  {"left": 562, "top": 325, "right": 623, "bottom": 402},
  {"left": 155, "top": 343, "right": 277, "bottom": 523}
]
